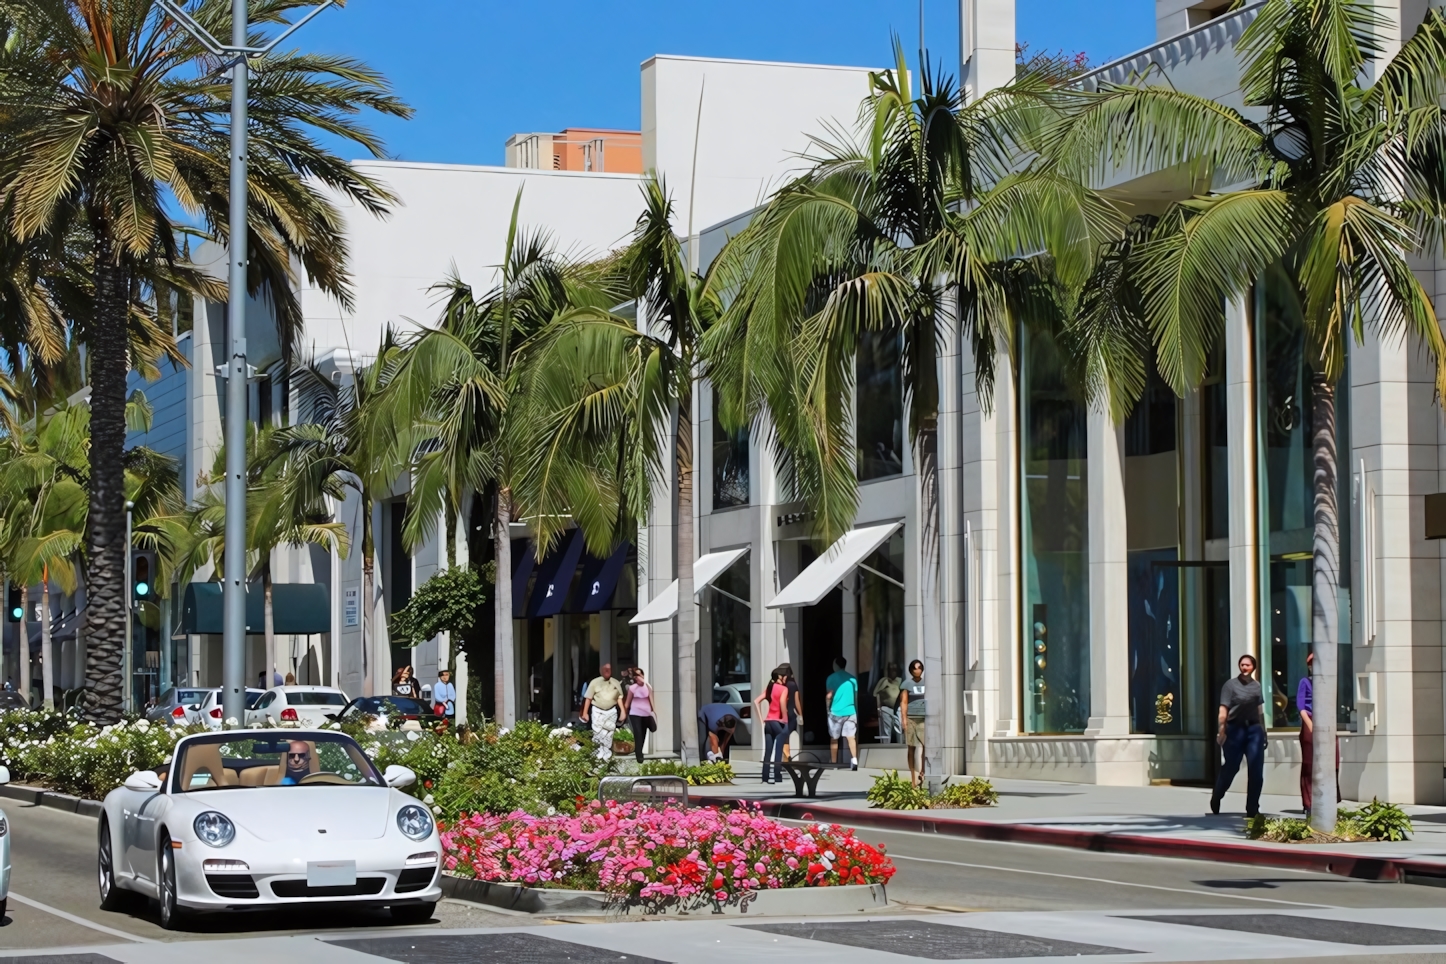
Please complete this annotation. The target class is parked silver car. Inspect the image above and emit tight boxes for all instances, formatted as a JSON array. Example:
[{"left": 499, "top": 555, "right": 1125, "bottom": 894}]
[{"left": 146, "top": 687, "right": 215, "bottom": 727}]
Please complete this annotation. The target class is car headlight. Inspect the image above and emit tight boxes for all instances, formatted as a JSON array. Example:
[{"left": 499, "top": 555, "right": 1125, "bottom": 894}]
[
  {"left": 194, "top": 811, "right": 235, "bottom": 847},
  {"left": 396, "top": 805, "right": 433, "bottom": 841}
]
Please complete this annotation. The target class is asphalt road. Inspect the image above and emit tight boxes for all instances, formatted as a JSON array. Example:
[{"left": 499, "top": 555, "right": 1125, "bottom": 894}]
[{"left": 3, "top": 798, "right": 1445, "bottom": 952}]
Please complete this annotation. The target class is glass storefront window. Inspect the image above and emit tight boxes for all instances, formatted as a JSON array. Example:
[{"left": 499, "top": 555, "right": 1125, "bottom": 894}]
[
  {"left": 708, "top": 556, "right": 751, "bottom": 708},
  {"left": 1257, "top": 276, "right": 1352, "bottom": 728},
  {"left": 855, "top": 529, "right": 905, "bottom": 743},
  {"left": 1125, "top": 366, "right": 1182, "bottom": 734},
  {"left": 1021, "top": 327, "right": 1090, "bottom": 733},
  {"left": 857, "top": 330, "right": 904, "bottom": 480},
  {"left": 712, "top": 386, "right": 749, "bottom": 509}
]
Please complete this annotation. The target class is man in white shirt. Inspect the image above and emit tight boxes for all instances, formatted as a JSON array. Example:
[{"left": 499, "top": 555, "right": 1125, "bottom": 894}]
[{"left": 582, "top": 663, "right": 626, "bottom": 760}]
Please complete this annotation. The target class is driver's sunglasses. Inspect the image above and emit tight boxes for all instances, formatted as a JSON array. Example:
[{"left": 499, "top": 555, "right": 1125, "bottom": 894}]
[{"left": 287, "top": 752, "right": 310, "bottom": 760}]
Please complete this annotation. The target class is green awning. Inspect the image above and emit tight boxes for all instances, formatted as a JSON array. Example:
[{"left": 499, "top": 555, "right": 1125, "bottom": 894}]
[{"left": 179, "top": 582, "right": 330, "bottom": 635}]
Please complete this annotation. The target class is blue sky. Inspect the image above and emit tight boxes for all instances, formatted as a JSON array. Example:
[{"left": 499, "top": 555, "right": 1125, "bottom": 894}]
[{"left": 310, "top": 1, "right": 1155, "bottom": 167}]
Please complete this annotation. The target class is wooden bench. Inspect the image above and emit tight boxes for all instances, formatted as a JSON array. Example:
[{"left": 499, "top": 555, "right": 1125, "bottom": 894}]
[{"left": 777, "top": 760, "right": 848, "bottom": 798}]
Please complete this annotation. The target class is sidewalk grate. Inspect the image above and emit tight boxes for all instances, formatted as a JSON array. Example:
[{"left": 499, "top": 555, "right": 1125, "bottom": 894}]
[
  {"left": 329, "top": 933, "right": 671, "bottom": 964},
  {"left": 1121, "top": 914, "right": 1446, "bottom": 946},
  {"left": 741, "top": 920, "right": 1135, "bottom": 959}
]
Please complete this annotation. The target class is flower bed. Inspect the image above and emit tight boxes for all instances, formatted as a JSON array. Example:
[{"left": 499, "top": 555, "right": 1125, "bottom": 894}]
[
  {"left": 0, "top": 710, "right": 194, "bottom": 800},
  {"left": 442, "top": 801, "right": 894, "bottom": 905}
]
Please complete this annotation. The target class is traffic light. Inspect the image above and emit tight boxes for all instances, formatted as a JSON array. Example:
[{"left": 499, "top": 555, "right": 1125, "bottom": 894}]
[
  {"left": 131, "top": 549, "right": 159, "bottom": 607},
  {"left": 5, "top": 583, "right": 20, "bottom": 622}
]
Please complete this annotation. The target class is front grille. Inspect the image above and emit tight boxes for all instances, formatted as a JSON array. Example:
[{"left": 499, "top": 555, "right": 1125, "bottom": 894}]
[
  {"left": 395, "top": 867, "right": 435, "bottom": 893},
  {"left": 206, "top": 874, "right": 259, "bottom": 899},
  {"left": 270, "top": 876, "right": 387, "bottom": 899}
]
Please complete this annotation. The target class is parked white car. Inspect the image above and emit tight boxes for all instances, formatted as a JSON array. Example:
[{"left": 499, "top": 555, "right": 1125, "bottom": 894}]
[
  {"left": 195, "top": 689, "right": 266, "bottom": 729},
  {"left": 246, "top": 687, "right": 349, "bottom": 728},
  {"left": 98, "top": 730, "right": 439, "bottom": 929},
  {"left": 1, "top": 765, "right": 10, "bottom": 921}
]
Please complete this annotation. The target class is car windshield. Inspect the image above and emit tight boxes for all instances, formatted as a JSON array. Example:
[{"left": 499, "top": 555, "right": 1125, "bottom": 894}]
[
  {"left": 171, "top": 733, "right": 384, "bottom": 791},
  {"left": 288, "top": 692, "right": 346, "bottom": 706}
]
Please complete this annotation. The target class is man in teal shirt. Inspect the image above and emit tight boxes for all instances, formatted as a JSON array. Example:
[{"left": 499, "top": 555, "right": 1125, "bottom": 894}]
[{"left": 825, "top": 657, "right": 859, "bottom": 769}]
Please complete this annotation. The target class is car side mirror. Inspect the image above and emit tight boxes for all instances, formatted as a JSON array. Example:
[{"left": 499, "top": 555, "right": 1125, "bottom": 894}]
[
  {"left": 124, "top": 770, "right": 162, "bottom": 792},
  {"left": 383, "top": 765, "right": 416, "bottom": 789},
  {"left": 0, "top": 765, "right": 9, "bottom": 785}
]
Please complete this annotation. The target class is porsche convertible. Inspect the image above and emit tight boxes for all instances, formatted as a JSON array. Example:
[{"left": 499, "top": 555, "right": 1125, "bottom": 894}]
[{"left": 98, "top": 729, "right": 440, "bottom": 929}]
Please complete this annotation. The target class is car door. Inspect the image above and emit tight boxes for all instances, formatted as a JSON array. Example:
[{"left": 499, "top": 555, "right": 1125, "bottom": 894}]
[{"left": 127, "top": 790, "right": 170, "bottom": 886}]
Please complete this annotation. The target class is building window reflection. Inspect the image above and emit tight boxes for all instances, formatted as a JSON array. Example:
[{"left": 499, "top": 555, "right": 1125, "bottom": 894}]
[
  {"left": 855, "top": 529, "right": 905, "bottom": 742},
  {"left": 1257, "top": 275, "right": 1352, "bottom": 728},
  {"left": 708, "top": 555, "right": 751, "bottom": 718},
  {"left": 1021, "top": 327, "right": 1090, "bottom": 733},
  {"left": 857, "top": 330, "right": 904, "bottom": 480},
  {"left": 1125, "top": 364, "right": 1182, "bottom": 734},
  {"left": 712, "top": 387, "right": 749, "bottom": 509}
]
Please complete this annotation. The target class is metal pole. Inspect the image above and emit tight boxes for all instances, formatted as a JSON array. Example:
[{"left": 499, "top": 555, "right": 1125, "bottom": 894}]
[
  {"left": 220, "top": 0, "right": 251, "bottom": 726},
  {"left": 123, "top": 502, "right": 133, "bottom": 714}
]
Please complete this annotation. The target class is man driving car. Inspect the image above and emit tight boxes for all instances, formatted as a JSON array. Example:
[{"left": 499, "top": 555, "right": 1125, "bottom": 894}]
[{"left": 280, "top": 740, "right": 312, "bottom": 784}]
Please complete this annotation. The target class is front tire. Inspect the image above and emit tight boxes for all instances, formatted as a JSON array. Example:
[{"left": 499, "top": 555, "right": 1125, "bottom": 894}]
[
  {"left": 97, "top": 819, "right": 128, "bottom": 911},
  {"left": 156, "top": 837, "right": 186, "bottom": 931},
  {"left": 390, "top": 901, "right": 436, "bottom": 925}
]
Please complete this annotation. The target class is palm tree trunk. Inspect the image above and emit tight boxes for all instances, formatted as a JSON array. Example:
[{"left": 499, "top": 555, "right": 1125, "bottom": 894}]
[
  {"left": 263, "top": 563, "right": 276, "bottom": 690},
  {"left": 40, "top": 568, "right": 54, "bottom": 711},
  {"left": 17, "top": 584, "right": 29, "bottom": 708},
  {"left": 676, "top": 402, "right": 698, "bottom": 756},
  {"left": 83, "top": 254, "right": 131, "bottom": 721},
  {"left": 362, "top": 496, "right": 376, "bottom": 697},
  {"left": 494, "top": 490, "right": 514, "bottom": 726},
  {"left": 1309, "top": 371, "right": 1339, "bottom": 833},
  {"left": 445, "top": 502, "right": 457, "bottom": 569}
]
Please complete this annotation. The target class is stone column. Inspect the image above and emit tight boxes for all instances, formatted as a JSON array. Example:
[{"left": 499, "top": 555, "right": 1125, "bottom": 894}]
[
  {"left": 1085, "top": 407, "right": 1133, "bottom": 772},
  {"left": 1225, "top": 294, "right": 1261, "bottom": 665}
]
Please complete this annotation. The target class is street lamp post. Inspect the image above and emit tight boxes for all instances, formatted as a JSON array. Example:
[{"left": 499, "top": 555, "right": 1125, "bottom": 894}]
[
  {"left": 122, "top": 500, "right": 134, "bottom": 714},
  {"left": 156, "top": 0, "right": 334, "bottom": 725}
]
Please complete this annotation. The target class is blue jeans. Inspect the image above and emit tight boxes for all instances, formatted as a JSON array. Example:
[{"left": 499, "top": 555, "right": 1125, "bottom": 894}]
[
  {"left": 762, "top": 720, "right": 787, "bottom": 782},
  {"left": 1213, "top": 722, "right": 1266, "bottom": 814}
]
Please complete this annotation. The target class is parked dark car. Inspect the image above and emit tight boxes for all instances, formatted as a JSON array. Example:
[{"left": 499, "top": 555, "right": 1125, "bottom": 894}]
[
  {"left": 0, "top": 691, "right": 29, "bottom": 712},
  {"left": 330, "top": 695, "right": 443, "bottom": 727}
]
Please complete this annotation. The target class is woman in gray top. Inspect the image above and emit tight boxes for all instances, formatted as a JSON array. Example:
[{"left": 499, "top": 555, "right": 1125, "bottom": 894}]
[{"left": 1209, "top": 654, "right": 1266, "bottom": 817}]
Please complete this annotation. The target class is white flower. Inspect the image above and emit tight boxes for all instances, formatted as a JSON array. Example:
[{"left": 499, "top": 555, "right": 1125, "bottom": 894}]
[
  {"left": 225, "top": 717, "right": 239, "bottom": 726},
  {"left": 406, "top": 730, "right": 420, "bottom": 742},
  {"left": 430, "top": 806, "right": 441, "bottom": 815},
  {"left": 423, "top": 794, "right": 434, "bottom": 804},
  {"left": 134, "top": 720, "right": 150, "bottom": 733}
]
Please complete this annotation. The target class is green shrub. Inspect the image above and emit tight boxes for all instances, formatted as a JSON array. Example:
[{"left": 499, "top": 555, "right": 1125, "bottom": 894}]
[
  {"left": 638, "top": 759, "right": 735, "bottom": 785},
  {"left": 867, "top": 770, "right": 931, "bottom": 810},
  {"left": 7, "top": 716, "right": 203, "bottom": 800},
  {"left": 932, "top": 776, "right": 998, "bottom": 809},
  {"left": 1244, "top": 815, "right": 1312, "bottom": 842},
  {"left": 1340, "top": 798, "right": 1413, "bottom": 841}
]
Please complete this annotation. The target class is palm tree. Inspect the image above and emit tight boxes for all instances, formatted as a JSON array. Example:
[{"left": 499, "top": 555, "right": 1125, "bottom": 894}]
[
  {"left": 0, "top": 0, "right": 410, "bottom": 719},
  {"left": 511, "top": 176, "right": 722, "bottom": 751},
  {"left": 1043, "top": 0, "right": 1446, "bottom": 830},
  {"left": 382, "top": 192, "right": 605, "bottom": 724},
  {"left": 701, "top": 46, "right": 1100, "bottom": 767},
  {"left": 177, "top": 428, "right": 348, "bottom": 689},
  {"left": 270, "top": 341, "right": 403, "bottom": 697}
]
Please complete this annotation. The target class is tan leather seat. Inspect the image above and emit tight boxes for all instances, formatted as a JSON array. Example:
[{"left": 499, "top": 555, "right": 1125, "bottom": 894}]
[
  {"left": 179, "top": 743, "right": 238, "bottom": 790},
  {"left": 239, "top": 766, "right": 279, "bottom": 786}
]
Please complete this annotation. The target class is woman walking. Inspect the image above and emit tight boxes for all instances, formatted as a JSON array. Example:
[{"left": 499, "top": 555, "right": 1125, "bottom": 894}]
[
  {"left": 392, "top": 665, "right": 419, "bottom": 699},
  {"left": 754, "top": 667, "right": 790, "bottom": 784},
  {"left": 623, "top": 667, "right": 657, "bottom": 763},
  {"left": 900, "top": 659, "right": 928, "bottom": 787},
  {"left": 778, "top": 662, "right": 803, "bottom": 762}
]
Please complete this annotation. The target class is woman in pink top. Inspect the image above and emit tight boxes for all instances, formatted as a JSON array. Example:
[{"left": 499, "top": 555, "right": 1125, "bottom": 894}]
[
  {"left": 623, "top": 667, "right": 656, "bottom": 763},
  {"left": 753, "top": 666, "right": 789, "bottom": 784}
]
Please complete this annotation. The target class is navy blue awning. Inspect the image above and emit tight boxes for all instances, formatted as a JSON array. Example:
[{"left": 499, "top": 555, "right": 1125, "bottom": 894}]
[
  {"left": 571, "top": 542, "right": 630, "bottom": 613},
  {"left": 510, "top": 540, "right": 536, "bottom": 619},
  {"left": 528, "top": 529, "right": 585, "bottom": 619}
]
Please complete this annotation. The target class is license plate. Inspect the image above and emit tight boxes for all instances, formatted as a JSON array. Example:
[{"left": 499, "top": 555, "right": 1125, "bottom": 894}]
[{"left": 307, "top": 860, "right": 356, "bottom": 887}]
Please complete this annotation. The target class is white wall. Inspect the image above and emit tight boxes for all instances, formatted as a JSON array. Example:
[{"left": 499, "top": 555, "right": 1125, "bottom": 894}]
[
  {"left": 641, "top": 55, "right": 878, "bottom": 244},
  {"left": 298, "top": 162, "right": 648, "bottom": 355}
]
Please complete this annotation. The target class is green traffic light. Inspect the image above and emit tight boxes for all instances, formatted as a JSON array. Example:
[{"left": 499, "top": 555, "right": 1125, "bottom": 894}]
[
  {"left": 9, "top": 607, "right": 20, "bottom": 620},
  {"left": 135, "top": 582, "right": 150, "bottom": 597}
]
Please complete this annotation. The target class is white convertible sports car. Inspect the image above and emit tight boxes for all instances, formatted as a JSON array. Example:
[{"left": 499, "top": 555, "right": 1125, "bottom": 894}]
[
  {"left": 1, "top": 765, "right": 11, "bottom": 921},
  {"left": 98, "top": 729, "right": 440, "bottom": 929}
]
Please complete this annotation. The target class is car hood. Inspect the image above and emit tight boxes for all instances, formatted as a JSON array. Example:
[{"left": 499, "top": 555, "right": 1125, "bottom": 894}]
[{"left": 210, "top": 786, "right": 393, "bottom": 842}]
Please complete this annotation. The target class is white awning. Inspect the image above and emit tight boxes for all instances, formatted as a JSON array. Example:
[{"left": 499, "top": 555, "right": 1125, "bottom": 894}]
[
  {"left": 629, "top": 547, "right": 750, "bottom": 625},
  {"left": 767, "top": 522, "right": 903, "bottom": 609}
]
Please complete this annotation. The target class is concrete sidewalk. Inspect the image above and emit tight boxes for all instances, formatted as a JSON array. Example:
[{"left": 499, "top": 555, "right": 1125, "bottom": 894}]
[{"left": 692, "top": 760, "right": 1446, "bottom": 883}]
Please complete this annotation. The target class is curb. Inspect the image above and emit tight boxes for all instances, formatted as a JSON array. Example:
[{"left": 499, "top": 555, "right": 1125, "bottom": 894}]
[
  {"left": 441, "top": 874, "right": 889, "bottom": 917},
  {"left": 750, "top": 799, "right": 1446, "bottom": 885},
  {"left": 0, "top": 782, "right": 104, "bottom": 818}
]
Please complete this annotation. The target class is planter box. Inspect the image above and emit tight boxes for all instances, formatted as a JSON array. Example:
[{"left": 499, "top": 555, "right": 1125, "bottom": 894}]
[{"left": 441, "top": 873, "right": 887, "bottom": 917}]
